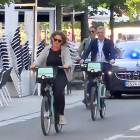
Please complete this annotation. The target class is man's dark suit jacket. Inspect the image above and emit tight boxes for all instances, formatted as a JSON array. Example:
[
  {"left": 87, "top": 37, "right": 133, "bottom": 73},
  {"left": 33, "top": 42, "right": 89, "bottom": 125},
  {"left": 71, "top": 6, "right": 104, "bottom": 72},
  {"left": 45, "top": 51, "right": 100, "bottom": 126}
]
[{"left": 81, "top": 38, "right": 115, "bottom": 61}]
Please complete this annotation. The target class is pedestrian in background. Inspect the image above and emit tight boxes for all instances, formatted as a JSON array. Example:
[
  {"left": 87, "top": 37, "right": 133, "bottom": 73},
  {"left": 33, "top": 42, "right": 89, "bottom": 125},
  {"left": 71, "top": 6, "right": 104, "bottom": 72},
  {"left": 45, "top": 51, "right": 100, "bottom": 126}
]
[{"left": 115, "top": 33, "right": 123, "bottom": 44}]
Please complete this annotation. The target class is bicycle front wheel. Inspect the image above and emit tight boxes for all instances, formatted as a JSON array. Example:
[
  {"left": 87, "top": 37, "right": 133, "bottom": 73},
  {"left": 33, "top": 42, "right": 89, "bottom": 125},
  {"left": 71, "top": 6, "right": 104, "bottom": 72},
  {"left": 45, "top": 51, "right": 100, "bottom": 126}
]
[
  {"left": 90, "top": 87, "right": 98, "bottom": 121},
  {"left": 54, "top": 111, "right": 62, "bottom": 133},
  {"left": 100, "top": 84, "right": 106, "bottom": 118},
  {"left": 84, "top": 81, "right": 90, "bottom": 109},
  {"left": 41, "top": 96, "right": 51, "bottom": 136}
]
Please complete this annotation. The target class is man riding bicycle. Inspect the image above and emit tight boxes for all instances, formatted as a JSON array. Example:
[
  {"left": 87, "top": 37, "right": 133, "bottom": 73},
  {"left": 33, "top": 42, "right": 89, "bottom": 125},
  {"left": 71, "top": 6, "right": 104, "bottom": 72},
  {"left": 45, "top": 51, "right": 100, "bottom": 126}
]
[
  {"left": 75, "top": 26, "right": 97, "bottom": 59},
  {"left": 80, "top": 26, "right": 115, "bottom": 100},
  {"left": 74, "top": 26, "right": 96, "bottom": 103}
]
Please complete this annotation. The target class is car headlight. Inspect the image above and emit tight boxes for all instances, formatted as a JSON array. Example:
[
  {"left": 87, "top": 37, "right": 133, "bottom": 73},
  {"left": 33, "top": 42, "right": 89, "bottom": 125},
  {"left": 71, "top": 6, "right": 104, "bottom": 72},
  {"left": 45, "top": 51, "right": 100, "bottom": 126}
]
[
  {"left": 108, "top": 71, "right": 112, "bottom": 75},
  {"left": 41, "top": 75, "right": 45, "bottom": 79}
]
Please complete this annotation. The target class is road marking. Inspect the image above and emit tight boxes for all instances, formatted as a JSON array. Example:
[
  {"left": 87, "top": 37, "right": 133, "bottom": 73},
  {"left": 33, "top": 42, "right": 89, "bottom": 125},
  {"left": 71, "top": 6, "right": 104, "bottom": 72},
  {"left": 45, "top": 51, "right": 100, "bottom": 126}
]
[
  {"left": 130, "top": 125, "right": 140, "bottom": 130},
  {"left": 122, "top": 135, "right": 140, "bottom": 138},
  {"left": 0, "top": 113, "right": 39, "bottom": 127},
  {"left": 66, "top": 102, "right": 83, "bottom": 109},
  {"left": 0, "top": 102, "right": 83, "bottom": 128},
  {"left": 105, "top": 134, "right": 124, "bottom": 140}
]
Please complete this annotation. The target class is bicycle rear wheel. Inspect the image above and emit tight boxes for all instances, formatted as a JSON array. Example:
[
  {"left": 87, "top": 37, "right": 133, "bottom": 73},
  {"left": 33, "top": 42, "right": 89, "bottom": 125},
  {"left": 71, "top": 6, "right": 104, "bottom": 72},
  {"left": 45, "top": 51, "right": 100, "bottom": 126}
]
[
  {"left": 100, "top": 85, "right": 106, "bottom": 118},
  {"left": 41, "top": 96, "right": 51, "bottom": 136},
  {"left": 90, "top": 87, "right": 98, "bottom": 121},
  {"left": 54, "top": 111, "right": 62, "bottom": 133}
]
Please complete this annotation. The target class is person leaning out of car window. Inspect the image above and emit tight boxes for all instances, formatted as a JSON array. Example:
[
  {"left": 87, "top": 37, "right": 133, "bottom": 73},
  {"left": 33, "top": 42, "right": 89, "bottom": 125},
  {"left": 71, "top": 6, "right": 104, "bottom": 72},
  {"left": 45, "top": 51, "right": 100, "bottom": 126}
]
[{"left": 30, "top": 30, "right": 73, "bottom": 125}]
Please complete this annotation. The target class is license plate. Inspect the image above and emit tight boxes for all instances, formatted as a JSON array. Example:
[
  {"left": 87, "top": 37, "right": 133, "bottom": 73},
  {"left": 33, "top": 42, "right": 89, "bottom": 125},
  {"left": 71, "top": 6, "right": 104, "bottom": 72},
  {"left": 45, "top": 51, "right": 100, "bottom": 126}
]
[{"left": 124, "top": 81, "right": 140, "bottom": 87}]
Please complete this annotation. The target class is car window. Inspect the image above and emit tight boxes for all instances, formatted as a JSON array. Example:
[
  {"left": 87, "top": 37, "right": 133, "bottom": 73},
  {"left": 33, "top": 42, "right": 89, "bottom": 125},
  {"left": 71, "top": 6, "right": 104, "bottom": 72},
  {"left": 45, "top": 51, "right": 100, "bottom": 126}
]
[{"left": 115, "top": 41, "right": 140, "bottom": 59}]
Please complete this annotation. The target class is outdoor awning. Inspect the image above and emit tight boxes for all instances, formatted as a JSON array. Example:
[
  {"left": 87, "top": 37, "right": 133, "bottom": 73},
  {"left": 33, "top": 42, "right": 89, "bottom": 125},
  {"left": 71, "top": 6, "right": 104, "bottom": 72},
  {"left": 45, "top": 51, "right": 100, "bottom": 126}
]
[{"left": 88, "top": 6, "right": 129, "bottom": 22}]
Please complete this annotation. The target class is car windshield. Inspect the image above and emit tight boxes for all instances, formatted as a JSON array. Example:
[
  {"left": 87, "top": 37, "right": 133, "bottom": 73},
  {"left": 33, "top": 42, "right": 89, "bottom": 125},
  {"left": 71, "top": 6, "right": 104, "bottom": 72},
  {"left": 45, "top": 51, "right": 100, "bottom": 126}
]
[{"left": 115, "top": 41, "right": 140, "bottom": 59}]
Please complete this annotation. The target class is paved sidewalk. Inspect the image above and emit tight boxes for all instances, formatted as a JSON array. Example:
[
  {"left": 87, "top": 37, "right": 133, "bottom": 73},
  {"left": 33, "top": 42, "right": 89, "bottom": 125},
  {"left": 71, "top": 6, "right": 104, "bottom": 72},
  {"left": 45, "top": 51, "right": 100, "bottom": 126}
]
[{"left": 0, "top": 90, "right": 83, "bottom": 122}]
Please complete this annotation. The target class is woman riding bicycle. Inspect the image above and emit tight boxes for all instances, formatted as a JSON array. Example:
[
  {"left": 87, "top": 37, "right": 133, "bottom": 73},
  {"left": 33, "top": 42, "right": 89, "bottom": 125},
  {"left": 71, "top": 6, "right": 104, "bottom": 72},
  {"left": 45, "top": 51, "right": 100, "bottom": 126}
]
[{"left": 31, "top": 30, "right": 73, "bottom": 125}]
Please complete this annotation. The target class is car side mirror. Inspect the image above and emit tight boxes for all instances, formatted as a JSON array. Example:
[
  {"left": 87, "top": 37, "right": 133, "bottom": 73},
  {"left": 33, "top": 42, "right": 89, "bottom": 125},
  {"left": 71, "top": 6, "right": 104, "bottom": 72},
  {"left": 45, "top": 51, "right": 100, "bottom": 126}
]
[{"left": 114, "top": 48, "right": 125, "bottom": 59}]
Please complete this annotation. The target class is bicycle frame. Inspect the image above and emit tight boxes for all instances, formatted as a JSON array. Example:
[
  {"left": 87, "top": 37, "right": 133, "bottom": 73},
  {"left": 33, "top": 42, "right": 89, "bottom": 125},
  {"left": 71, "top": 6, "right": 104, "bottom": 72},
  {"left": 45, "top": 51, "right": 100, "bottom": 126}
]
[
  {"left": 92, "top": 75, "right": 106, "bottom": 111},
  {"left": 34, "top": 66, "right": 64, "bottom": 135},
  {"left": 45, "top": 84, "right": 55, "bottom": 124}
]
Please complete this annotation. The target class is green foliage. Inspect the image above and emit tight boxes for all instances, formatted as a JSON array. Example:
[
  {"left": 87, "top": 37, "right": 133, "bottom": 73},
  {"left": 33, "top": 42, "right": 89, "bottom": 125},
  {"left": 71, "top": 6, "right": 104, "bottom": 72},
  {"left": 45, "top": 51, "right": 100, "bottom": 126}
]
[
  {"left": 92, "top": 22, "right": 104, "bottom": 27},
  {"left": 49, "top": 0, "right": 83, "bottom": 7},
  {"left": 93, "top": 0, "right": 128, "bottom": 16},
  {"left": 18, "top": 22, "right": 24, "bottom": 29},
  {"left": 74, "top": 21, "right": 81, "bottom": 29},
  {"left": 113, "top": 21, "right": 140, "bottom": 27},
  {"left": 62, "top": 22, "right": 71, "bottom": 29},
  {"left": 96, "top": 0, "right": 140, "bottom": 22},
  {"left": 48, "top": 0, "right": 88, "bottom": 13},
  {"left": 0, "top": 0, "right": 20, "bottom": 5},
  {"left": 40, "top": 22, "right": 49, "bottom": 29},
  {"left": 19, "top": 22, "right": 81, "bottom": 30},
  {"left": 125, "top": 0, "right": 140, "bottom": 21},
  {"left": 62, "top": 22, "right": 81, "bottom": 29}
]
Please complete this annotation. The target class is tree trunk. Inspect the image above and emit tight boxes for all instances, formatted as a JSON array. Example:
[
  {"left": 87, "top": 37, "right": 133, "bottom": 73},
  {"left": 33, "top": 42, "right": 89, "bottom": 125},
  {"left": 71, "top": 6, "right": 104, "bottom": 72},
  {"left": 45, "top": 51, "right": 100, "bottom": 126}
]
[
  {"left": 110, "top": 4, "right": 114, "bottom": 41},
  {"left": 71, "top": 8, "right": 75, "bottom": 42},
  {"left": 136, "top": 13, "right": 139, "bottom": 21},
  {"left": 56, "top": 4, "right": 62, "bottom": 30}
]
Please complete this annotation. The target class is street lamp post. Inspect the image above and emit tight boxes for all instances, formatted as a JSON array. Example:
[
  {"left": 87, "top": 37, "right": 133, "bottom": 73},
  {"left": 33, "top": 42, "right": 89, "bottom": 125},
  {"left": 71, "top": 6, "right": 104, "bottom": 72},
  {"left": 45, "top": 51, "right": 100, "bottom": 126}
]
[
  {"left": 71, "top": 8, "right": 75, "bottom": 42},
  {"left": 33, "top": 0, "right": 38, "bottom": 61}
]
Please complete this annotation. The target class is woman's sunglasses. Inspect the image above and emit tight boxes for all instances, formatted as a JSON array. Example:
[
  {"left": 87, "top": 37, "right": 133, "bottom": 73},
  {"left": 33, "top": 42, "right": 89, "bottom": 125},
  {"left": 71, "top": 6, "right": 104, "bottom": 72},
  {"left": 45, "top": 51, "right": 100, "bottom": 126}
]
[{"left": 53, "top": 38, "right": 62, "bottom": 43}]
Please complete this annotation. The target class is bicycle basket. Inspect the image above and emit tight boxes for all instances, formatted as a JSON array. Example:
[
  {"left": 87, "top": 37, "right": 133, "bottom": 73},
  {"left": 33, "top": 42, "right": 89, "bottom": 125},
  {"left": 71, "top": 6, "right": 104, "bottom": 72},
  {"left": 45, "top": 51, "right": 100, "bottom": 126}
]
[
  {"left": 87, "top": 62, "right": 103, "bottom": 72},
  {"left": 37, "top": 67, "right": 55, "bottom": 79}
]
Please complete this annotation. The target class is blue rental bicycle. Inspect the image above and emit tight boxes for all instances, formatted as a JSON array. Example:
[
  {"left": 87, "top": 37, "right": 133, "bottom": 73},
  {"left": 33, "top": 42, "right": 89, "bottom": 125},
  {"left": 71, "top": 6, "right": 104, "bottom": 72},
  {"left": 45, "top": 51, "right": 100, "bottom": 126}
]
[
  {"left": 74, "top": 58, "right": 91, "bottom": 109},
  {"left": 35, "top": 66, "right": 69, "bottom": 136},
  {"left": 86, "top": 61, "right": 111, "bottom": 120},
  {"left": 83, "top": 59, "right": 91, "bottom": 109}
]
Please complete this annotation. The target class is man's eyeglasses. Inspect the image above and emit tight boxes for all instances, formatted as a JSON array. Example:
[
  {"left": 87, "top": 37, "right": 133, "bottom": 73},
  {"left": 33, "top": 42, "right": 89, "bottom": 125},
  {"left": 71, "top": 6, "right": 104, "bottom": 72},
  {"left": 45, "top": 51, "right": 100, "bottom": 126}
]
[
  {"left": 53, "top": 38, "right": 62, "bottom": 43},
  {"left": 97, "top": 32, "right": 104, "bottom": 34},
  {"left": 89, "top": 31, "right": 95, "bottom": 33}
]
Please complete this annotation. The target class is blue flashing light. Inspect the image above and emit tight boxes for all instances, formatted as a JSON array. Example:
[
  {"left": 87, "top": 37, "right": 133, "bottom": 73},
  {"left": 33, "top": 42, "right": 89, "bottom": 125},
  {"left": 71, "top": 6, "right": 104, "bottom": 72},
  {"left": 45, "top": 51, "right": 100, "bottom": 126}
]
[
  {"left": 131, "top": 52, "right": 139, "bottom": 59},
  {"left": 132, "top": 53, "right": 137, "bottom": 57}
]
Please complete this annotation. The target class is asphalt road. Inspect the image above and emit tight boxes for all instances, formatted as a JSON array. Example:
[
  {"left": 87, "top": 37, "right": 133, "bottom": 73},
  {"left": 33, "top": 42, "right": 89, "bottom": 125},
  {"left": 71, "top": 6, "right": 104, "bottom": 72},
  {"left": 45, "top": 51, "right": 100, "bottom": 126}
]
[{"left": 1, "top": 96, "right": 140, "bottom": 140}]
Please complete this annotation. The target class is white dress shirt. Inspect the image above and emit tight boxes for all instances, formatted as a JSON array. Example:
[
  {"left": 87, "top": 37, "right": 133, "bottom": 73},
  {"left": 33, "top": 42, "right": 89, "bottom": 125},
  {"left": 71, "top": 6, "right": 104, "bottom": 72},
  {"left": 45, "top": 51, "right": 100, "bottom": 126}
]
[
  {"left": 95, "top": 39, "right": 106, "bottom": 62},
  {"left": 88, "top": 38, "right": 92, "bottom": 58}
]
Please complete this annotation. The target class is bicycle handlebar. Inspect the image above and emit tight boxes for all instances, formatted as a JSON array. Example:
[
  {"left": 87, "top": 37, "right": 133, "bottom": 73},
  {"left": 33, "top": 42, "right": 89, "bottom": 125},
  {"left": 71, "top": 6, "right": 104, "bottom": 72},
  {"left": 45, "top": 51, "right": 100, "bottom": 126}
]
[
  {"left": 57, "top": 66, "right": 71, "bottom": 70},
  {"left": 31, "top": 66, "right": 71, "bottom": 70}
]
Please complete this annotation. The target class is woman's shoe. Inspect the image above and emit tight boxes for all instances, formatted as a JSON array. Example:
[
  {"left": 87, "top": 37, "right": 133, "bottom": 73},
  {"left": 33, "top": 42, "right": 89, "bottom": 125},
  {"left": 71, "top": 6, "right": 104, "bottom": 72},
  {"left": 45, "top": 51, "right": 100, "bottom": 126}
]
[{"left": 59, "top": 115, "right": 66, "bottom": 125}]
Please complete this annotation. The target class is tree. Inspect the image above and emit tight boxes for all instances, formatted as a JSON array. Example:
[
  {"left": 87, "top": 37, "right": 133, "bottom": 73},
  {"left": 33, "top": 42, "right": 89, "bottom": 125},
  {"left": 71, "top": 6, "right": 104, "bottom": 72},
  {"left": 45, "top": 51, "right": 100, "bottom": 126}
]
[
  {"left": 70, "top": 0, "right": 128, "bottom": 40},
  {"left": 89, "top": 0, "right": 140, "bottom": 40},
  {"left": 0, "top": 0, "right": 19, "bottom": 5},
  {"left": 88, "top": 0, "right": 128, "bottom": 40},
  {"left": 49, "top": 0, "right": 86, "bottom": 30},
  {"left": 125, "top": 0, "right": 140, "bottom": 21}
]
